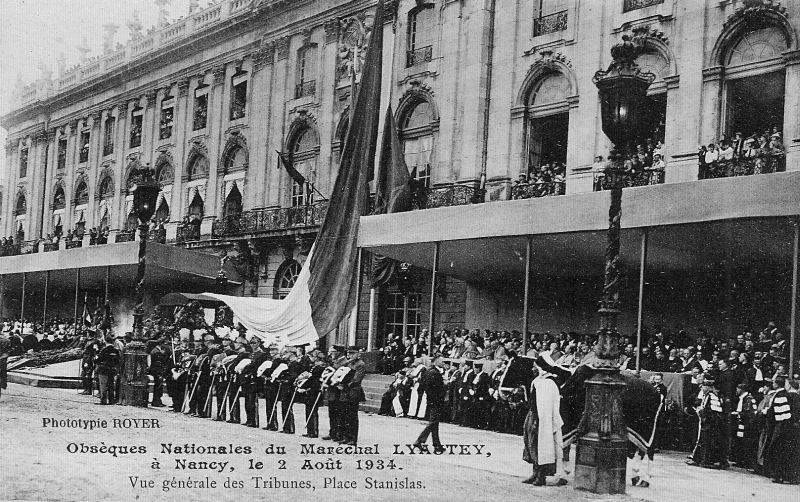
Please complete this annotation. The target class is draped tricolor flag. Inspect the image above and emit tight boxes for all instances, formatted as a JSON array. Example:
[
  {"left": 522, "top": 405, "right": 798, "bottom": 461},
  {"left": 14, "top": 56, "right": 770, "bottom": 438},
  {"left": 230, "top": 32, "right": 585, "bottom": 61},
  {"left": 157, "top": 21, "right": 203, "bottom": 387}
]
[{"left": 206, "top": 1, "right": 384, "bottom": 346}]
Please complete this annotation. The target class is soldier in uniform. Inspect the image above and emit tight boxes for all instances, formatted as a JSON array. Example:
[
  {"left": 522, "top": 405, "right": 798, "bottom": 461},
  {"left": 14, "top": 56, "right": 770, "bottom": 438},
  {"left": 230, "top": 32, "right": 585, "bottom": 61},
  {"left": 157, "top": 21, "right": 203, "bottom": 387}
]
[
  {"left": 188, "top": 343, "right": 211, "bottom": 416},
  {"left": 147, "top": 340, "right": 169, "bottom": 407},
  {"left": 302, "top": 351, "right": 326, "bottom": 438},
  {"left": 80, "top": 338, "right": 99, "bottom": 395},
  {"left": 277, "top": 349, "right": 302, "bottom": 434},
  {"left": 471, "top": 361, "right": 493, "bottom": 429},
  {"left": 241, "top": 337, "right": 267, "bottom": 427},
  {"left": 262, "top": 344, "right": 283, "bottom": 431},
  {"left": 340, "top": 347, "right": 366, "bottom": 445},
  {"left": 95, "top": 336, "right": 121, "bottom": 405},
  {"left": 456, "top": 361, "right": 476, "bottom": 425},
  {"left": 323, "top": 345, "right": 348, "bottom": 442},
  {"left": 226, "top": 342, "right": 251, "bottom": 424}
]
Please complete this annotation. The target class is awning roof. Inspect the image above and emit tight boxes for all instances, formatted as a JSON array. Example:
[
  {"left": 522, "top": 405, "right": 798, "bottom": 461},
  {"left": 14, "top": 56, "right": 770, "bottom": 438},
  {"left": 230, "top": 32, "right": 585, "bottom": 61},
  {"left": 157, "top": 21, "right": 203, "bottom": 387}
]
[
  {"left": 159, "top": 292, "right": 224, "bottom": 307},
  {"left": 358, "top": 172, "right": 800, "bottom": 284},
  {"left": 0, "top": 241, "right": 241, "bottom": 293}
]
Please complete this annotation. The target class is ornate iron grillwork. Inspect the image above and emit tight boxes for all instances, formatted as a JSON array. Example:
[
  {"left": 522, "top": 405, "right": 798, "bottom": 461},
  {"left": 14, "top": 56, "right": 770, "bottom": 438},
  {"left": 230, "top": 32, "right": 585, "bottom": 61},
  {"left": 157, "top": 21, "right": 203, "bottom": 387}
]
[
  {"left": 294, "top": 80, "right": 317, "bottom": 99},
  {"left": 623, "top": 0, "right": 664, "bottom": 13},
  {"left": 211, "top": 201, "right": 329, "bottom": 237},
  {"left": 406, "top": 45, "right": 433, "bottom": 67},
  {"left": 512, "top": 181, "right": 566, "bottom": 199},
  {"left": 533, "top": 11, "right": 568, "bottom": 37}
]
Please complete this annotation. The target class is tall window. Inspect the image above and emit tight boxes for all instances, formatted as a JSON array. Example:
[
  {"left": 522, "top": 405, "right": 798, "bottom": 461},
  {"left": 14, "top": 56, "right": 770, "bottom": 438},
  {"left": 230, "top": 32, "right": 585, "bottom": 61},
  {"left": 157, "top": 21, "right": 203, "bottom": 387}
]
[
  {"left": 57, "top": 138, "right": 67, "bottom": 169},
  {"left": 74, "top": 181, "right": 89, "bottom": 205},
  {"left": 525, "top": 73, "right": 569, "bottom": 178},
  {"left": 222, "top": 146, "right": 247, "bottom": 174},
  {"left": 224, "top": 184, "right": 242, "bottom": 219},
  {"left": 160, "top": 96, "right": 174, "bottom": 140},
  {"left": 103, "top": 116, "right": 115, "bottom": 156},
  {"left": 193, "top": 87, "right": 208, "bottom": 130},
  {"left": 400, "top": 101, "right": 436, "bottom": 188},
  {"left": 274, "top": 260, "right": 302, "bottom": 299},
  {"left": 130, "top": 110, "right": 143, "bottom": 148},
  {"left": 384, "top": 291, "right": 422, "bottom": 340},
  {"left": 230, "top": 74, "right": 248, "bottom": 120},
  {"left": 98, "top": 176, "right": 113, "bottom": 199},
  {"left": 79, "top": 131, "right": 90, "bottom": 163},
  {"left": 407, "top": 4, "right": 435, "bottom": 67},
  {"left": 53, "top": 186, "right": 66, "bottom": 209},
  {"left": 14, "top": 193, "right": 26, "bottom": 216},
  {"left": 295, "top": 46, "right": 317, "bottom": 98},
  {"left": 289, "top": 127, "right": 318, "bottom": 206},
  {"left": 155, "top": 199, "right": 170, "bottom": 223},
  {"left": 19, "top": 147, "right": 28, "bottom": 178}
]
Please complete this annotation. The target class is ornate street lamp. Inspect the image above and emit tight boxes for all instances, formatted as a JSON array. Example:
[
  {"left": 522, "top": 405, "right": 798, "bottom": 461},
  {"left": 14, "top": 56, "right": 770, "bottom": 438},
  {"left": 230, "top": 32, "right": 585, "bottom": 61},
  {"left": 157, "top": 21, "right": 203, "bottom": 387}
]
[
  {"left": 573, "top": 36, "right": 654, "bottom": 494},
  {"left": 119, "top": 165, "right": 159, "bottom": 407}
]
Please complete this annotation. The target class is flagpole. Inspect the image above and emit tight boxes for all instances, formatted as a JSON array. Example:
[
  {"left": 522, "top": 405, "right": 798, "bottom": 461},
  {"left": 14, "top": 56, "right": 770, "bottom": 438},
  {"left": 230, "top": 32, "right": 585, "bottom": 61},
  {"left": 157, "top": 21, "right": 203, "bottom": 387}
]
[{"left": 367, "top": 287, "right": 376, "bottom": 351}]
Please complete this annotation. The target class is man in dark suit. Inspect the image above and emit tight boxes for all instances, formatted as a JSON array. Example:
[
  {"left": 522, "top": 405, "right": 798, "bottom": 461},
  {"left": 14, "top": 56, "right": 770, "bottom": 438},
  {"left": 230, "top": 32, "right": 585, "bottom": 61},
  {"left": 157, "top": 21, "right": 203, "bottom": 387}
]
[
  {"left": 414, "top": 354, "right": 446, "bottom": 453},
  {"left": 341, "top": 347, "right": 366, "bottom": 446}
]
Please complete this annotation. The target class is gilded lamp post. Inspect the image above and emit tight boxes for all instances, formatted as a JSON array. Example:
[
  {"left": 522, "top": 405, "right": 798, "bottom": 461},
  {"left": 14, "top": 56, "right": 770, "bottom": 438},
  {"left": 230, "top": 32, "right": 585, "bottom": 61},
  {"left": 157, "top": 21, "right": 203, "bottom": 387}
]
[
  {"left": 119, "top": 165, "right": 159, "bottom": 407},
  {"left": 573, "top": 35, "right": 654, "bottom": 494}
]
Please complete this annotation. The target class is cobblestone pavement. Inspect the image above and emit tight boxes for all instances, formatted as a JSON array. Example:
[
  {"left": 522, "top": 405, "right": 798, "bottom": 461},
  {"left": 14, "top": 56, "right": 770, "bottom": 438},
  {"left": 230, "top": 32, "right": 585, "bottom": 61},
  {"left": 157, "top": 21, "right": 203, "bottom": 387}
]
[{"left": 0, "top": 384, "right": 796, "bottom": 502}]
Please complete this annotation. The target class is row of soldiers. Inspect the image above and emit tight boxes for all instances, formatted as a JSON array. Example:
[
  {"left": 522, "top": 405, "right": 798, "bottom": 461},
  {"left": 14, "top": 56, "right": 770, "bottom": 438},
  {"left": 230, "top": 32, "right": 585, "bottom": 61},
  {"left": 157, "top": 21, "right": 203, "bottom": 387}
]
[
  {"left": 379, "top": 358, "right": 527, "bottom": 434},
  {"left": 159, "top": 335, "right": 366, "bottom": 444}
]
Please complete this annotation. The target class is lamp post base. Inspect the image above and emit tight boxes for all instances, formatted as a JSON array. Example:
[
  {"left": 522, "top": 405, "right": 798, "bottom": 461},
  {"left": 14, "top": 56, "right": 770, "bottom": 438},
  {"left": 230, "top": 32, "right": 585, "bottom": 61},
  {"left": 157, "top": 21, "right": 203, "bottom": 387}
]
[
  {"left": 119, "top": 340, "right": 149, "bottom": 407},
  {"left": 574, "top": 370, "right": 628, "bottom": 494}
]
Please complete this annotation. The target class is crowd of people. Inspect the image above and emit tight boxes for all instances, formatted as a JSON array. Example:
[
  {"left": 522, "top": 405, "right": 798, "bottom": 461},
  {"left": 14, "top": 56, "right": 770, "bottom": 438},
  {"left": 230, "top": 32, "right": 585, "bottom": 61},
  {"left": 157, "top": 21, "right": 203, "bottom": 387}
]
[
  {"left": 373, "top": 320, "right": 799, "bottom": 483},
  {"left": 593, "top": 138, "right": 666, "bottom": 191},
  {"left": 698, "top": 127, "right": 785, "bottom": 179},
  {"left": 0, "top": 319, "right": 85, "bottom": 354},
  {"left": 515, "top": 162, "right": 567, "bottom": 198}
]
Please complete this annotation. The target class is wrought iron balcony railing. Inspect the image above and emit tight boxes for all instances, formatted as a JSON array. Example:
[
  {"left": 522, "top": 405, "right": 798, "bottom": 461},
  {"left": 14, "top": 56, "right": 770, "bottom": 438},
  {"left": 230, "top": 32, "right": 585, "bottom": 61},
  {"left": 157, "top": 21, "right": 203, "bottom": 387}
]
[
  {"left": 593, "top": 168, "right": 664, "bottom": 191},
  {"left": 212, "top": 201, "right": 329, "bottom": 238},
  {"left": 294, "top": 80, "right": 316, "bottom": 99},
  {"left": 43, "top": 242, "right": 59, "bottom": 252},
  {"left": 406, "top": 45, "right": 433, "bottom": 68},
  {"left": 700, "top": 153, "right": 785, "bottom": 179},
  {"left": 623, "top": 0, "right": 664, "bottom": 13},
  {"left": 512, "top": 181, "right": 566, "bottom": 200},
  {"left": 65, "top": 239, "right": 83, "bottom": 249},
  {"left": 533, "top": 11, "right": 568, "bottom": 37},
  {"left": 19, "top": 240, "right": 38, "bottom": 254},
  {"left": 115, "top": 231, "right": 135, "bottom": 243},
  {"left": 176, "top": 225, "right": 201, "bottom": 243},
  {"left": 416, "top": 185, "right": 483, "bottom": 210}
]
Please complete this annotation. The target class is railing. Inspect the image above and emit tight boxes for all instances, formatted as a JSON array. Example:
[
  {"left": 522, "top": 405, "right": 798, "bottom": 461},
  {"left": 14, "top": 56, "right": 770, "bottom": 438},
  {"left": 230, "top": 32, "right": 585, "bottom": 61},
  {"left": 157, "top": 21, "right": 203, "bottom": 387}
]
[
  {"left": 43, "top": 242, "right": 59, "bottom": 252},
  {"left": 115, "top": 231, "right": 135, "bottom": 243},
  {"left": 594, "top": 169, "right": 664, "bottom": 191},
  {"left": 533, "top": 10, "right": 568, "bottom": 37},
  {"left": 0, "top": 243, "right": 20, "bottom": 256},
  {"left": 700, "top": 154, "right": 785, "bottom": 180},
  {"left": 176, "top": 225, "right": 201, "bottom": 243},
  {"left": 512, "top": 181, "right": 566, "bottom": 199},
  {"left": 212, "top": 201, "right": 329, "bottom": 237},
  {"left": 20, "top": 240, "right": 38, "bottom": 254},
  {"left": 623, "top": 0, "right": 664, "bottom": 13},
  {"left": 294, "top": 80, "right": 316, "bottom": 99},
  {"left": 65, "top": 240, "right": 83, "bottom": 249},
  {"left": 406, "top": 45, "right": 433, "bottom": 68},
  {"left": 10, "top": 0, "right": 256, "bottom": 111},
  {"left": 417, "top": 185, "right": 483, "bottom": 210}
]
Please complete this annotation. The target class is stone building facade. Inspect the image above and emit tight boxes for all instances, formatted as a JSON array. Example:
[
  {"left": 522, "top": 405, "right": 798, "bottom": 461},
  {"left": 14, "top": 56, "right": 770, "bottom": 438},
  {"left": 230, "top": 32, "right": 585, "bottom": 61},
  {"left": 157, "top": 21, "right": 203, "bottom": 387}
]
[{"left": 2, "top": 0, "right": 800, "bottom": 347}]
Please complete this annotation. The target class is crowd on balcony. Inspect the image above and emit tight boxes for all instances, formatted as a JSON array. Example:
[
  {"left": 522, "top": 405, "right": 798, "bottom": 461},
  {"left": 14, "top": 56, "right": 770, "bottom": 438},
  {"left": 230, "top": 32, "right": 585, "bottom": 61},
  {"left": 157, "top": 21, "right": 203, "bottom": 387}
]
[
  {"left": 375, "top": 320, "right": 799, "bottom": 483},
  {"left": 0, "top": 318, "right": 87, "bottom": 355},
  {"left": 594, "top": 138, "right": 666, "bottom": 190},
  {"left": 513, "top": 162, "right": 567, "bottom": 199},
  {"left": 699, "top": 127, "right": 785, "bottom": 179}
]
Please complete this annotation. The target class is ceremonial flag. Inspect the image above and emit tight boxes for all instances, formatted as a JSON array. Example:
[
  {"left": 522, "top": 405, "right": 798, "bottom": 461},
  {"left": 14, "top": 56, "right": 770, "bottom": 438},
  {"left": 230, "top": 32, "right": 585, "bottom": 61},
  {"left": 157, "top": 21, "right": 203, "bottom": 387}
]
[
  {"left": 204, "top": 0, "right": 385, "bottom": 345},
  {"left": 277, "top": 150, "right": 307, "bottom": 186},
  {"left": 82, "top": 293, "right": 92, "bottom": 326},
  {"left": 370, "top": 106, "right": 414, "bottom": 288}
]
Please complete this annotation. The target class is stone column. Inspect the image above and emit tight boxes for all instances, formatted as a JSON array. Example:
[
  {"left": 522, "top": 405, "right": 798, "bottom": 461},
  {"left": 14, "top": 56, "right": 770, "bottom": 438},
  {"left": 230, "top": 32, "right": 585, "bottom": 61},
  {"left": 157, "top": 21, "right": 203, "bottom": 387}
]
[
  {"left": 168, "top": 78, "right": 191, "bottom": 237},
  {"left": 64, "top": 122, "right": 79, "bottom": 232},
  {"left": 112, "top": 102, "right": 129, "bottom": 232},
  {"left": 39, "top": 129, "right": 58, "bottom": 238},
  {"left": 662, "top": 75, "right": 682, "bottom": 183},
  {"left": 267, "top": 36, "right": 291, "bottom": 208},
  {"left": 249, "top": 44, "right": 275, "bottom": 209},
  {"left": 205, "top": 64, "right": 228, "bottom": 228},
  {"left": 782, "top": 50, "right": 800, "bottom": 172},
  {"left": 2, "top": 141, "right": 17, "bottom": 235},
  {"left": 143, "top": 89, "right": 159, "bottom": 165},
  {"left": 29, "top": 131, "right": 50, "bottom": 239},
  {"left": 697, "top": 66, "right": 723, "bottom": 172},
  {"left": 86, "top": 112, "right": 101, "bottom": 228}
]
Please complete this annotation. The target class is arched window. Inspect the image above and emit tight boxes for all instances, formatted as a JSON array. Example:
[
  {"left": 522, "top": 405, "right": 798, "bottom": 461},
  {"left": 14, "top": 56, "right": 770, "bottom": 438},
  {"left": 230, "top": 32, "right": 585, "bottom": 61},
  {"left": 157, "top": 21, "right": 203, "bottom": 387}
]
[
  {"left": 406, "top": 3, "right": 435, "bottom": 67},
  {"left": 99, "top": 210, "right": 109, "bottom": 232},
  {"left": 524, "top": 73, "right": 569, "bottom": 180},
  {"left": 223, "top": 146, "right": 247, "bottom": 174},
  {"left": 273, "top": 260, "right": 302, "bottom": 299},
  {"left": 187, "top": 154, "right": 209, "bottom": 181},
  {"left": 224, "top": 184, "right": 242, "bottom": 219},
  {"left": 289, "top": 127, "right": 319, "bottom": 206},
  {"left": 156, "top": 161, "right": 174, "bottom": 185},
  {"left": 98, "top": 176, "right": 114, "bottom": 199},
  {"left": 14, "top": 193, "right": 27, "bottom": 216},
  {"left": 188, "top": 193, "right": 204, "bottom": 221},
  {"left": 635, "top": 49, "right": 670, "bottom": 144},
  {"left": 723, "top": 26, "right": 788, "bottom": 142},
  {"left": 53, "top": 185, "right": 66, "bottom": 210},
  {"left": 126, "top": 211, "right": 138, "bottom": 231},
  {"left": 155, "top": 199, "right": 170, "bottom": 223},
  {"left": 74, "top": 181, "right": 89, "bottom": 205},
  {"left": 399, "top": 100, "right": 436, "bottom": 188}
]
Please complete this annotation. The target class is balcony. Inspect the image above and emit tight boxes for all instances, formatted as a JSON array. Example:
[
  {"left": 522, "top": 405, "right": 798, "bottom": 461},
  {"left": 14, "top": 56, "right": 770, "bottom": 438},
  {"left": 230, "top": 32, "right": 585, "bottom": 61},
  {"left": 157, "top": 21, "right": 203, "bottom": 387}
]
[
  {"left": 406, "top": 45, "right": 432, "bottom": 68},
  {"left": 623, "top": 0, "right": 664, "bottom": 13},
  {"left": 593, "top": 168, "right": 664, "bottom": 191},
  {"left": 294, "top": 80, "right": 316, "bottom": 99},
  {"left": 533, "top": 11, "right": 568, "bottom": 37},
  {"left": 115, "top": 231, "right": 135, "bottom": 243},
  {"left": 43, "top": 242, "right": 59, "bottom": 252},
  {"left": 65, "top": 239, "right": 83, "bottom": 250},
  {"left": 416, "top": 185, "right": 483, "bottom": 210},
  {"left": 700, "top": 153, "right": 785, "bottom": 180},
  {"left": 512, "top": 180, "right": 566, "bottom": 200},
  {"left": 212, "top": 201, "right": 328, "bottom": 238},
  {"left": 177, "top": 224, "right": 201, "bottom": 243}
]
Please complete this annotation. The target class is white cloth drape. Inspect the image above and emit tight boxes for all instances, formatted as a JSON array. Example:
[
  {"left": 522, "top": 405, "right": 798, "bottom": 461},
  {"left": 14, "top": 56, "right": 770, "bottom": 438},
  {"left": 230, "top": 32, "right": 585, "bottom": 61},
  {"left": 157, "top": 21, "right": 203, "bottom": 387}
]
[
  {"left": 533, "top": 375, "right": 564, "bottom": 466},
  {"left": 205, "top": 249, "right": 319, "bottom": 347}
]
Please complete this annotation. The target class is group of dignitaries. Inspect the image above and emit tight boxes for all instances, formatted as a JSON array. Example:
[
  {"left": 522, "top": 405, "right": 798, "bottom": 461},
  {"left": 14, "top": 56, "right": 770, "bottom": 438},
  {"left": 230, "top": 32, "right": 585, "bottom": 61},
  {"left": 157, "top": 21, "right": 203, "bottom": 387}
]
[{"left": 162, "top": 333, "right": 366, "bottom": 445}]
